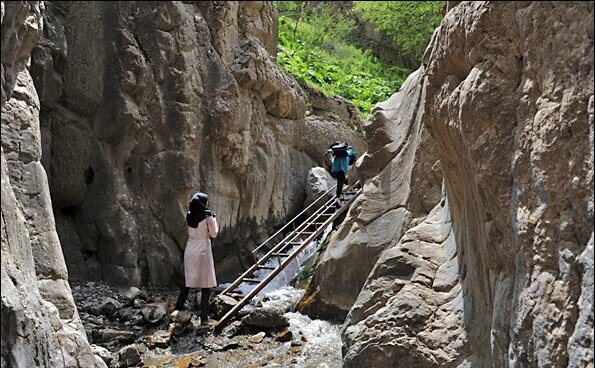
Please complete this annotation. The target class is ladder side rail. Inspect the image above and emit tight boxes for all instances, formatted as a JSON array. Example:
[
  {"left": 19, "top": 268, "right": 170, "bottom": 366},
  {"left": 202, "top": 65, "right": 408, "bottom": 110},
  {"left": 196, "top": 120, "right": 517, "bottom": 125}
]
[
  {"left": 253, "top": 179, "right": 361, "bottom": 258},
  {"left": 251, "top": 184, "right": 337, "bottom": 255},
  {"left": 275, "top": 201, "right": 340, "bottom": 252},
  {"left": 215, "top": 188, "right": 362, "bottom": 331},
  {"left": 219, "top": 195, "right": 338, "bottom": 296},
  {"left": 253, "top": 194, "right": 337, "bottom": 257}
]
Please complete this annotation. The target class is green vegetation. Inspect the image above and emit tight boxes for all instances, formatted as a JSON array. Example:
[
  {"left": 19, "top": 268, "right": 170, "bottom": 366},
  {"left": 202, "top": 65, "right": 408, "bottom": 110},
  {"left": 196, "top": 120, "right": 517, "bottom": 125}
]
[
  {"left": 296, "top": 246, "right": 320, "bottom": 287},
  {"left": 352, "top": 1, "right": 444, "bottom": 64},
  {"left": 275, "top": 2, "right": 411, "bottom": 116}
]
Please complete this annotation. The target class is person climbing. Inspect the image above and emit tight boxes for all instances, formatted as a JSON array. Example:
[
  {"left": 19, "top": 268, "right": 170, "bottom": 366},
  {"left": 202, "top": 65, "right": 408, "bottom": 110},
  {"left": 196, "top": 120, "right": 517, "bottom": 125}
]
[
  {"left": 330, "top": 142, "right": 357, "bottom": 203},
  {"left": 175, "top": 192, "right": 219, "bottom": 325}
]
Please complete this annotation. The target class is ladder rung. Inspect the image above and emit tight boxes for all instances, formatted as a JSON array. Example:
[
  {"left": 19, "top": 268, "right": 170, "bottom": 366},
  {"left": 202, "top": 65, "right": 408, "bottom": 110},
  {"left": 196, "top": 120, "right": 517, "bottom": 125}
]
[
  {"left": 243, "top": 278, "right": 261, "bottom": 283},
  {"left": 256, "top": 265, "right": 275, "bottom": 270},
  {"left": 273, "top": 252, "right": 290, "bottom": 257}
]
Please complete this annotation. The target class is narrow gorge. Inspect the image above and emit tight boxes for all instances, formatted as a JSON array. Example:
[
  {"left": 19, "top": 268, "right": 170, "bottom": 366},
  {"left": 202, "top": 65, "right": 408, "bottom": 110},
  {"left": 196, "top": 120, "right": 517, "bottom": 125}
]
[{"left": 1, "top": 1, "right": 593, "bottom": 368}]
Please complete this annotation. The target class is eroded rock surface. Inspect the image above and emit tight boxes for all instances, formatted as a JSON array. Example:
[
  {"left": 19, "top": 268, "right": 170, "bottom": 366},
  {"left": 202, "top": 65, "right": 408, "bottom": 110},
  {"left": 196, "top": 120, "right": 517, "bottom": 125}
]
[
  {"left": 343, "top": 198, "right": 466, "bottom": 367},
  {"left": 421, "top": 2, "right": 594, "bottom": 366},
  {"left": 1, "top": 2, "right": 105, "bottom": 367},
  {"left": 333, "top": 2, "right": 594, "bottom": 367},
  {"left": 30, "top": 1, "right": 365, "bottom": 287}
]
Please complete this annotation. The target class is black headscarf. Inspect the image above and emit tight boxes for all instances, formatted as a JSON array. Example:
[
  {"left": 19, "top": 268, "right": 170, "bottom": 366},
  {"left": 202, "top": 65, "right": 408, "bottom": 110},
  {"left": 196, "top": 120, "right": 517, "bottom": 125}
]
[{"left": 186, "top": 192, "right": 211, "bottom": 228}]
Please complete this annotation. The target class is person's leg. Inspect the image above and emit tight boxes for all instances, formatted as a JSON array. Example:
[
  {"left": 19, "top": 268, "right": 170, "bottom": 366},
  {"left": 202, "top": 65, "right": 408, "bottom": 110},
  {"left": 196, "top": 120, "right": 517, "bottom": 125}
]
[
  {"left": 175, "top": 285, "right": 190, "bottom": 310},
  {"left": 336, "top": 171, "right": 346, "bottom": 199},
  {"left": 200, "top": 288, "right": 211, "bottom": 324}
]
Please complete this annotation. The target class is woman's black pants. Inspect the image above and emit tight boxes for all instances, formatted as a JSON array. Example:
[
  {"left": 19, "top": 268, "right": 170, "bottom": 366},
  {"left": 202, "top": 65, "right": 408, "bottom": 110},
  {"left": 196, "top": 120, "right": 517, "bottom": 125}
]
[{"left": 175, "top": 285, "right": 211, "bottom": 321}]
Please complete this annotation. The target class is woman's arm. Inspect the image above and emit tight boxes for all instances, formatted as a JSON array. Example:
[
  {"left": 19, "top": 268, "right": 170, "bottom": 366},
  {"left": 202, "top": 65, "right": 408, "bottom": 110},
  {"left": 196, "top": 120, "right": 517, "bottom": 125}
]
[{"left": 206, "top": 215, "right": 219, "bottom": 239}]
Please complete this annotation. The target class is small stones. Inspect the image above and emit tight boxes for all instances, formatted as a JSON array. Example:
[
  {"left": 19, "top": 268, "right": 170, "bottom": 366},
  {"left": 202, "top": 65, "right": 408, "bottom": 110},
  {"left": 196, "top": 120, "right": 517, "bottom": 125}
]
[
  {"left": 114, "top": 343, "right": 146, "bottom": 368},
  {"left": 70, "top": 281, "right": 337, "bottom": 367},
  {"left": 274, "top": 329, "right": 292, "bottom": 342},
  {"left": 249, "top": 331, "right": 266, "bottom": 344}
]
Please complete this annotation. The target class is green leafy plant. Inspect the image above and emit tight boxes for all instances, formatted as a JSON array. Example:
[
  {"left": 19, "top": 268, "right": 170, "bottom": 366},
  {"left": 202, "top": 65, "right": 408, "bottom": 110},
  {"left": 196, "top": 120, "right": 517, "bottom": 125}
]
[
  {"left": 276, "top": 5, "right": 410, "bottom": 116},
  {"left": 351, "top": 1, "right": 444, "bottom": 64}
]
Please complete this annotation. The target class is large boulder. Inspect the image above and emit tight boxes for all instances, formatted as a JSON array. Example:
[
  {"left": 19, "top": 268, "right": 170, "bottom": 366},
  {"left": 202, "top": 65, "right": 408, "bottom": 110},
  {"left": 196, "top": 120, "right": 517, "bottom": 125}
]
[{"left": 342, "top": 198, "right": 466, "bottom": 367}]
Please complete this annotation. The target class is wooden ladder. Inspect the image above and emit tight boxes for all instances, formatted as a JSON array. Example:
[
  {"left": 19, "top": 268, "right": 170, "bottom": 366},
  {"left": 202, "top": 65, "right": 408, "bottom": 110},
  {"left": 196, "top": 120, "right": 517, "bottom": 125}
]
[{"left": 214, "top": 183, "right": 362, "bottom": 331}]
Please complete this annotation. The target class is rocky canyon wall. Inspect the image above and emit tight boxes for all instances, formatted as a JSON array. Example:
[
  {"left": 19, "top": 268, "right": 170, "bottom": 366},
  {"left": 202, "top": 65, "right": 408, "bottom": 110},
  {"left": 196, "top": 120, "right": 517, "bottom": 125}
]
[
  {"left": 303, "top": 1, "right": 594, "bottom": 367},
  {"left": 1, "top": 2, "right": 105, "bottom": 367},
  {"left": 30, "top": 1, "right": 365, "bottom": 287},
  {"left": 421, "top": 2, "right": 593, "bottom": 366},
  {"left": 1, "top": 1, "right": 363, "bottom": 366}
]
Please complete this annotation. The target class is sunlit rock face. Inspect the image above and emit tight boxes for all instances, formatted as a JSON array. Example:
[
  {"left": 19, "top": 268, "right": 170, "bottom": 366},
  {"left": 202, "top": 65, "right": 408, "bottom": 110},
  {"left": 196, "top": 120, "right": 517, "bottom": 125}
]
[
  {"left": 31, "top": 1, "right": 365, "bottom": 287},
  {"left": 306, "top": 1, "right": 594, "bottom": 367},
  {"left": 1, "top": 2, "right": 106, "bottom": 367},
  {"left": 421, "top": 2, "right": 593, "bottom": 366}
]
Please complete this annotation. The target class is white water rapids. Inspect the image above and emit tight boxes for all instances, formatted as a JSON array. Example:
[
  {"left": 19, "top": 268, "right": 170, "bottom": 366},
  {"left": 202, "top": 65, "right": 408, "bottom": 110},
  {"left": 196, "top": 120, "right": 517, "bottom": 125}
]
[{"left": 218, "top": 225, "right": 343, "bottom": 367}]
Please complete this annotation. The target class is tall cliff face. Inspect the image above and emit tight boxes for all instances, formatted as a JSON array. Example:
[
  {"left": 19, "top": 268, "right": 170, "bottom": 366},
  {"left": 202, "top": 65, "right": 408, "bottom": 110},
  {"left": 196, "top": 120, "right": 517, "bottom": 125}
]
[
  {"left": 1, "top": 2, "right": 105, "bottom": 367},
  {"left": 422, "top": 2, "right": 593, "bottom": 366},
  {"left": 31, "top": 1, "right": 365, "bottom": 287},
  {"left": 304, "top": 1, "right": 593, "bottom": 367}
]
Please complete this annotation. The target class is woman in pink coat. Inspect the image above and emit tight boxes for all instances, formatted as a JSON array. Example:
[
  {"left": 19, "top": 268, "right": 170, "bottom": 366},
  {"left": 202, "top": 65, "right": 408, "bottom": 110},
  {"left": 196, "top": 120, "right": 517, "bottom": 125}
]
[{"left": 175, "top": 192, "right": 219, "bottom": 324}]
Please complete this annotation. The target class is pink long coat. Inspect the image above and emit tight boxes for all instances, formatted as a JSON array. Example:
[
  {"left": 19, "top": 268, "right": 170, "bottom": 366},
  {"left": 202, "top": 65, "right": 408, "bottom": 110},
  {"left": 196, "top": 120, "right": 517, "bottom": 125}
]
[{"left": 184, "top": 216, "right": 219, "bottom": 288}]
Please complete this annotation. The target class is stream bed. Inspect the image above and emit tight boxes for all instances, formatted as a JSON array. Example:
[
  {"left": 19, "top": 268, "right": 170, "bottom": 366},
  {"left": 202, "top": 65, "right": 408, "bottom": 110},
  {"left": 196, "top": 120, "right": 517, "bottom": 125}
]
[{"left": 72, "top": 229, "right": 342, "bottom": 367}]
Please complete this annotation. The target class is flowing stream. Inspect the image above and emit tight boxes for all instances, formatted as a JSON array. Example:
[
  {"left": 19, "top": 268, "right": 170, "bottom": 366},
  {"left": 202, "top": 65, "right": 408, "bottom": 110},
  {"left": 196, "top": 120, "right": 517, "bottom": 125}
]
[{"left": 222, "top": 225, "right": 343, "bottom": 367}]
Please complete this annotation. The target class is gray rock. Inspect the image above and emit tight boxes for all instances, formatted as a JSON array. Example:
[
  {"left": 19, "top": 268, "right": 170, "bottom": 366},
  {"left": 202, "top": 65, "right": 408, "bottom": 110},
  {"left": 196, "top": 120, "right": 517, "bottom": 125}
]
[
  {"left": 170, "top": 310, "right": 192, "bottom": 325},
  {"left": 115, "top": 344, "right": 145, "bottom": 367},
  {"left": 91, "top": 344, "right": 112, "bottom": 365},
  {"left": 241, "top": 307, "right": 289, "bottom": 330},
  {"left": 96, "top": 329, "right": 137, "bottom": 344},
  {"left": 212, "top": 294, "right": 239, "bottom": 319},
  {"left": 144, "top": 331, "right": 171, "bottom": 349},
  {"left": 117, "top": 307, "right": 139, "bottom": 322},
  {"left": 141, "top": 302, "right": 169, "bottom": 324},
  {"left": 303, "top": 167, "right": 335, "bottom": 213},
  {"left": 249, "top": 331, "right": 266, "bottom": 344},
  {"left": 101, "top": 297, "right": 123, "bottom": 314},
  {"left": 123, "top": 286, "right": 143, "bottom": 303}
]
